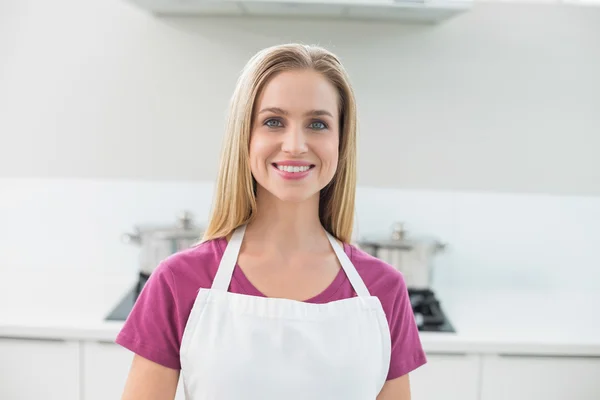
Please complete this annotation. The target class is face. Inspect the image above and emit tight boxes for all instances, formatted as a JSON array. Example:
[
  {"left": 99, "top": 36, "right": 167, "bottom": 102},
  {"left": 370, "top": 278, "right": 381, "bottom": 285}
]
[{"left": 249, "top": 69, "right": 340, "bottom": 204}]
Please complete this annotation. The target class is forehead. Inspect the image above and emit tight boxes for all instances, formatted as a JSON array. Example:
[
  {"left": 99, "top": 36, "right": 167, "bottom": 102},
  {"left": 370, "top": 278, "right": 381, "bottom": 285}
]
[{"left": 255, "top": 69, "right": 339, "bottom": 116}]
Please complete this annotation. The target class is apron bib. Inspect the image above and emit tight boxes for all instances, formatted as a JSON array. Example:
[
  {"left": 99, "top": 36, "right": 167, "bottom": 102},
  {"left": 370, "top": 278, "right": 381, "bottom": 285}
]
[{"left": 179, "top": 224, "right": 392, "bottom": 399}]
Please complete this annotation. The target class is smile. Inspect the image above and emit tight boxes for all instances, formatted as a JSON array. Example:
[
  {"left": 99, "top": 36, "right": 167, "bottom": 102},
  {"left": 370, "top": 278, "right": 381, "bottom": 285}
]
[
  {"left": 271, "top": 162, "right": 315, "bottom": 180},
  {"left": 275, "top": 165, "right": 311, "bottom": 173}
]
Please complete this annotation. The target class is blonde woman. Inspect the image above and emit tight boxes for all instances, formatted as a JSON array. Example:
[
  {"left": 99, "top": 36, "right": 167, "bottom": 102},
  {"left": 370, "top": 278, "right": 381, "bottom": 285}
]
[{"left": 117, "top": 43, "right": 426, "bottom": 400}]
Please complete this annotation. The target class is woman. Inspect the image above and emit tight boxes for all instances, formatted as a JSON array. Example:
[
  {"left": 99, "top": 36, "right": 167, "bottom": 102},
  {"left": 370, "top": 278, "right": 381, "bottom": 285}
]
[{"left": 117, "top": 43, "right": 427, "bottom": 400}]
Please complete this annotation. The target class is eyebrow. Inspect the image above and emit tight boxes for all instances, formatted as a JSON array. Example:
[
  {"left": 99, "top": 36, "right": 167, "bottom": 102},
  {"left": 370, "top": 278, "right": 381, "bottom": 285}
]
[{"left": 258, "top": 107, "right": 334, "bottom": 118}]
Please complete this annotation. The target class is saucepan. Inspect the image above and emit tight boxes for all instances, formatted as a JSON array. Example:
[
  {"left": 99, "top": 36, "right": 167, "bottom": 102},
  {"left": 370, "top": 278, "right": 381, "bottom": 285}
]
[
  {"left": 122, "top": 211, "right": 205, "bottom": 277},
  {"left": 356, "top": 222, "right": 446, "bottom": 290}
]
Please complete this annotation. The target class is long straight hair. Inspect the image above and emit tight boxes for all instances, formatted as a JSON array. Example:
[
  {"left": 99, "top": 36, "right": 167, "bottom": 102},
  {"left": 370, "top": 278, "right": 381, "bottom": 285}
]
[{"left": 202, "top": 43, "right": 358, "bottom": 243}]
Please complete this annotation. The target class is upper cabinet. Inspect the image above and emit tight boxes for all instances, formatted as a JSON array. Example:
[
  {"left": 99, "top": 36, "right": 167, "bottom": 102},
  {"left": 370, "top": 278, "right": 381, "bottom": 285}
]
[{"left": 124, "top": 0, "right": 473, "bottom": 24}]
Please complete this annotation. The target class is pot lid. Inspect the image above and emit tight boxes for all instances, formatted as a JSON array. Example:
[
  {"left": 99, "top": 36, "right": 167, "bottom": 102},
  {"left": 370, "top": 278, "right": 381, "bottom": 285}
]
[
  {"left": 356, "top": 222, "right": 446, "bottom": 252},
  {"left": 122, "top": 210, "right": 204, "bottom": 244}
]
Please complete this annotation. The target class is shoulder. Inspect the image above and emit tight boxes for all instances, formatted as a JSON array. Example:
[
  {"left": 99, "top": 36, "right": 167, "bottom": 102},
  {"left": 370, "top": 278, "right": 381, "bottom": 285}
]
[
  {"left": 346, "top": 244, "right": 427, "bottom": 379},
  {"left": 115, "top": 237, "right": 230, "bottom": 370},
  {"left": 152, "top": 237, "right": 227, "bottom": 289}
]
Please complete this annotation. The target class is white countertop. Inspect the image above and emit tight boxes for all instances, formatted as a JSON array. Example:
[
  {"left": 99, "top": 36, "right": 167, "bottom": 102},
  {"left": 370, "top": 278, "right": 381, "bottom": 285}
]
[
  {"left": 421, "top": 286, "right": 600, "bottom": 356},
  {"left": 1, "top": 269, "right": 599, "bottom": 356},
  {"left": 0, "top": 270, "right": 133, "bottom": 342}
]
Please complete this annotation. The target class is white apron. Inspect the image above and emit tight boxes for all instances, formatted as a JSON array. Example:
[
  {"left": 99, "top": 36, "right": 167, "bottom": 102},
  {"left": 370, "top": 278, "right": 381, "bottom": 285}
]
[{"left": 179, "top": 224, "right": 392, "bottom": 400}]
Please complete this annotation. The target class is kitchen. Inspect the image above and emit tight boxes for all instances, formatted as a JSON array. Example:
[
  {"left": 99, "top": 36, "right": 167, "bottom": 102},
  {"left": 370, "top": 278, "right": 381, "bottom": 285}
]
[{"left": 1, "top": 0, "right": 600, "bottom": 399}]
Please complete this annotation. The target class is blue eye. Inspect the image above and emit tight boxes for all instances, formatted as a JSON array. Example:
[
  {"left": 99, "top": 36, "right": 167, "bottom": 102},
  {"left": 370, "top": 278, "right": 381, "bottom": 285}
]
[
  {"left": 265, "top": 119, "right": 283, "bottom": 128},
  {"left": 310, "top": 121, "right": 327, "bottom": 130}
]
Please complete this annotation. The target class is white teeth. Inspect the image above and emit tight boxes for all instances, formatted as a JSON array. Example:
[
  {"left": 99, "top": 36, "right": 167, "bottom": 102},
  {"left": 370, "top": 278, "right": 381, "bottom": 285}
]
[{"left": 277, "top": 165, "right": 310, "bottom": 173}]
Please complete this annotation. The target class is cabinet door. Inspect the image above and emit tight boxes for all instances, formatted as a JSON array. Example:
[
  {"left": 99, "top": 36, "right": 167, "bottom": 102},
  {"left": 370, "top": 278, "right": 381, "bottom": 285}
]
[
  {"left": 0, "top": 337, "right": 80, "bottom": 400},
  {"left": 481, "top": 354, "right": 600, "bottom": 400},
  {"left": 409, "top": 353, "right": 481, "bottom": 400},
  {"left": 83, "top": 341, "right": 185, "bottom": 400}
]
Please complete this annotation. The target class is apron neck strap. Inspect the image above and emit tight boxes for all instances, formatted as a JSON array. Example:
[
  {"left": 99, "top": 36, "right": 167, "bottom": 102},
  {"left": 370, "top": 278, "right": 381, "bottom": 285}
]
[
  {"left": 211, "top": 224, "right": 247, "bottom": 291},
  {"left": 212, "top": 224, "right": 371, "bottom": 298},
  {"left": 324, "top": 231, "right": 371, "bottom": 298}
]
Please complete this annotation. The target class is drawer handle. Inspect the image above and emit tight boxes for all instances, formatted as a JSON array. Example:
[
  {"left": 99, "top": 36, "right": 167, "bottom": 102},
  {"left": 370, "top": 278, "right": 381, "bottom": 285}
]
[
  {"left": 0, "top": 335, "right": 66, "bottom": 342},
  {"left": 498, "top": 353, "right": 600, "bottom": 360},
  {"left": 96, "top": 340, "right": 117, "bottom": 345},
  {"left": 426, "top": 352, "right": 469, "bottom": 357}
]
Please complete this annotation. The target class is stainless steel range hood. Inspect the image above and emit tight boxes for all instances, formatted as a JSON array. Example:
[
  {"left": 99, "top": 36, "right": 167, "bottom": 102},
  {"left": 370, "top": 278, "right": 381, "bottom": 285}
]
[{"left": 124, "top": 0, "right": 472, "bottom": 24}]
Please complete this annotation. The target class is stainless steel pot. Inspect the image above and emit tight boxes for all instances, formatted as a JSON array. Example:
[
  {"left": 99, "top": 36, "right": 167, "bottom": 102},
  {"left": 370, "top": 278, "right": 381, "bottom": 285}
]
[
  {"left": 122, "top": 211, "right": 205, "bottom": 276},
  {"left": 356, "top": 222, "right": 446, "bottom": 290}
]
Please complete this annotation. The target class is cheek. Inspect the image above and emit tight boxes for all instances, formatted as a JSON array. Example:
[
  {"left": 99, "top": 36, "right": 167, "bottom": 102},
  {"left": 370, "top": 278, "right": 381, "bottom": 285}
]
[
  {"left": 249, "top": 135, "right": 269, "bottom": 169},
  {"left": 319, "top": 137, "right": 340, "bottom": 169}
]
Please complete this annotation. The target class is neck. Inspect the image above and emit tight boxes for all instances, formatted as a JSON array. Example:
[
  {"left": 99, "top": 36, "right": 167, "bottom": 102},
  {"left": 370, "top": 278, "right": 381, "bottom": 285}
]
[{"left": 245, "top": 187, "right": 328, "bottom": 253}]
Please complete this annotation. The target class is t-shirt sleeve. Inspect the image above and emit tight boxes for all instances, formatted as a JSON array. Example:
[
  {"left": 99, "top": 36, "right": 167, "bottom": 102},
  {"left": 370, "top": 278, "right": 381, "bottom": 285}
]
[
  {"left": 115, "top": 260, "right": 182, "bottom": 370},
  {"left": 385, "top": 273, "right": 427, "bottom": 380}
]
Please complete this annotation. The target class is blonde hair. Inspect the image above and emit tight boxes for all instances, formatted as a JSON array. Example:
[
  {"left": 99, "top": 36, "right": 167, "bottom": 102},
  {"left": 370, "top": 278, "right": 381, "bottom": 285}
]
[{"left": 202, "top": 43, "right": 358, "bottom": 243}]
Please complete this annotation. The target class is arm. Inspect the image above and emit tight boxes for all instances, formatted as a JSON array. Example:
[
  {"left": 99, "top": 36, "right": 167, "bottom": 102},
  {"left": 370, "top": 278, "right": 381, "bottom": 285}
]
[
  {"left": 377, "top": 374, "right": 411, "bottom": 400},
  {"left": 121, "top": 355, "right": 180, "bottom": 400},
  {"left": 370, "top": 263, "right": 426, "bottom": 399},
  {"left": 115, "top": 261, "right": 186, "bottom": 400}
]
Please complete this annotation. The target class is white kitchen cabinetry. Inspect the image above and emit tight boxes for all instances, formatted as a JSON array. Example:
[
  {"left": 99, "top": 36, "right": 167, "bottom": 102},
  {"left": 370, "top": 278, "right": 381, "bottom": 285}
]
[
  {"left": 409, "top": 353, "right": 481, "bottom": 400},
  {"left": 83, "top": 341, "right": 185, "bottom": 400},
  {"left": 480, "top": 354, "right": 600, "bottom": 400},
  {"left": 0, "top": 337, "right": 80, "bottom": 400},
  {"left": 83, "top": 341, "right": 133, "bottom": 400}
]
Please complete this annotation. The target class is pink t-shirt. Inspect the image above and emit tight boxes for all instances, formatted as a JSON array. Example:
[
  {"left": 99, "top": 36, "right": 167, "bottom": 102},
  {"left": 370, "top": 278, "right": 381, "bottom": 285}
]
[{"left": 115, "top": 237, "right": 427, "bottom": 381}]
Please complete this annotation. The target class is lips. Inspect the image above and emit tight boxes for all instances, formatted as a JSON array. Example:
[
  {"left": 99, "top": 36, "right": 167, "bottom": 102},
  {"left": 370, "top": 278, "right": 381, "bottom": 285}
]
[
  {"left": 271, "top": 161, "right": 315, "bottom": 180},
  {"left": 272, "top": 160, "right": 315, "bottom": 167}
]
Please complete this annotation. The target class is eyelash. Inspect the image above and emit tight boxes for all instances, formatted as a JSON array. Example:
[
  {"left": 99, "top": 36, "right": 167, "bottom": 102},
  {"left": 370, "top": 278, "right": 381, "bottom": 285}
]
[{"left": 264, "top": 118, "right": 328, "bottom": 131}]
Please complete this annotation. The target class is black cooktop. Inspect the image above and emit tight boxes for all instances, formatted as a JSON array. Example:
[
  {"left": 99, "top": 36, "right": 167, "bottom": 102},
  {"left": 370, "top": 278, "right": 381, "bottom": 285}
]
[
  {"left": 408, "top": 288, "right": 455, "bottom": 333},
  {"left": 105, "top": 272, "right": 150, "bottom": 322},
  {"left": 106, "top": 274, "right": 455, "bottom": 333}
]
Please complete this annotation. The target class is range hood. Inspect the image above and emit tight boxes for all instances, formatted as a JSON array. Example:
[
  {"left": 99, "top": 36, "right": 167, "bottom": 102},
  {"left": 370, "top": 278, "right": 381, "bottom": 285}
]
[{"left": 125, "top": 0, "right": 472, "bottom": 24}]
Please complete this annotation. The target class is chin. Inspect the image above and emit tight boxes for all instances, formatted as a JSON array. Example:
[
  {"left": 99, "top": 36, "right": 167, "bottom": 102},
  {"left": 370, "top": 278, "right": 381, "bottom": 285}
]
[
  {"left": 261, "top": 184, "right": 320, "bottom": 204},
  {"left": 272, "top": 190, "right": 318, "bottom": 204}
]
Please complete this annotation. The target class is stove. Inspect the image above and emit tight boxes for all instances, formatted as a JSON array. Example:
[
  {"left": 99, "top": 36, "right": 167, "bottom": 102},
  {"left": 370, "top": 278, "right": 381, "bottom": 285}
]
[
  {"left": 409, "top": 288, "right": 455, "bottom": 333},
  {"left": 107, "top": 275, "right": 455, "bottom": 333},
  {"left": 105, "top": 272, "right": 150, "bottom": 322}
]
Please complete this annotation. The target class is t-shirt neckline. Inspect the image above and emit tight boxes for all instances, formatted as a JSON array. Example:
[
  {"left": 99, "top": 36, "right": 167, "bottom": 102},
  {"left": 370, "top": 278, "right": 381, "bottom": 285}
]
[{"left": 215, "top": 237, "right": 351, "bottom": 304}]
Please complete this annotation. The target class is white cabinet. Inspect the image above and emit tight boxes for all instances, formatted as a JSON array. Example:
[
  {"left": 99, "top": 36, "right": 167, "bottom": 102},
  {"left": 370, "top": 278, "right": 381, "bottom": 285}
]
[
  {"left": 480, "top": 354, "right": 600, "bottom": 400},
  {"left": 0, "top": 337, "right": 80, "bottom": 400},
  {"left": 82, "top": 341, "right": 134, "bottom": 400},
  {"left": 82, "top": 341, "right": 185, "bottom": 400},
  {"left": 239, "top": 0, "right": 345, "bottom": 18},
  {"left": 410, "top": 353, "right": 481, "bottom": 400}
]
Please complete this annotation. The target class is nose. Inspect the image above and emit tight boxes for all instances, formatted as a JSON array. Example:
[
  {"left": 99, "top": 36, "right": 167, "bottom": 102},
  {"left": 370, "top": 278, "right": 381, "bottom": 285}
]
[{"left": 281, "top": 124, "right": 308, "bottom": 155}]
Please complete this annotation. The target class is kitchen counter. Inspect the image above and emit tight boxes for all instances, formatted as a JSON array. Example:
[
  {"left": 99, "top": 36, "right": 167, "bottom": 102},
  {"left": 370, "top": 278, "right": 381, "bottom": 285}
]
[
  {"left": 421, "top": 286, "right": 600, "bottom": 356},
  {"left": 1, "top": 269, "right": 600, "bottom": 357},
  {"left": 0, "top": 270, "right": 134, "bottom": 342}
]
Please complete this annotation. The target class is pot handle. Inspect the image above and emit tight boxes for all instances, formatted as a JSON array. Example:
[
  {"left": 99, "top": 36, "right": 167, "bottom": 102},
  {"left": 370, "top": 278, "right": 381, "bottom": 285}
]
[
  {"left": 391, "top": 222, "right": 406, "bottom": 240},
  {"left": 121, "top": 229, "right": 142, "bottom": 245},
  {"left": 434, "top": 242, "right": 447, "bottom": 253}
]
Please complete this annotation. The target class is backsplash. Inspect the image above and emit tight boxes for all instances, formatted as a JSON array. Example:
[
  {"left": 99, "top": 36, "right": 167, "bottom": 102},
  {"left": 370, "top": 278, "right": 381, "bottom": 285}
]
[{"left": 1, "top": 178, "right": 598, "bottom": 291}]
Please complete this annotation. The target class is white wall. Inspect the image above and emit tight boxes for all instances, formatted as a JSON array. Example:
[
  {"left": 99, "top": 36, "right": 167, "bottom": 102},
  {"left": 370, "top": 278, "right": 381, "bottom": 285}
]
[
  {"left": 1, "top": 178, "right": 599, "bottom": 291},
  {"left": 2, "top": 0, "right": 600, "bottom": 195},
  {"left": 1, "top": 0, "right": 600, "bottom": 292}
]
